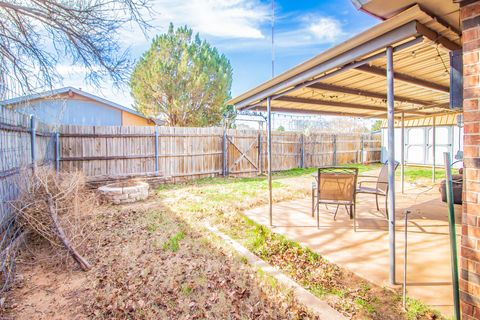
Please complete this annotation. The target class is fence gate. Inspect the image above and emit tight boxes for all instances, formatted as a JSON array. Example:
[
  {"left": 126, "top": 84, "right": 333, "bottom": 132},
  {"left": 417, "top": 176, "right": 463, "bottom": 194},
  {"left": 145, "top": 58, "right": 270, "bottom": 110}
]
[{"left": 225, "top": 131, "right": 260, "bottom": 176}]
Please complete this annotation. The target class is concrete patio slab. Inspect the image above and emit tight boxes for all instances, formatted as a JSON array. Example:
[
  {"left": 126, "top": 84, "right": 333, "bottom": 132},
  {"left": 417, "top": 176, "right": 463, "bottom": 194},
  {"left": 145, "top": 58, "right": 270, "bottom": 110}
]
[{"left": 244, "top": 179, "right": 462, "bottom": 317}]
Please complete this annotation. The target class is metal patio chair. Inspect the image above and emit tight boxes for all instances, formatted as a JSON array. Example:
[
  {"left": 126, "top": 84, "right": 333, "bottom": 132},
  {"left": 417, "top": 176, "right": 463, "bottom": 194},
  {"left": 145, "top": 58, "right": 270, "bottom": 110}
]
[
  {"left": 356, "top": 161, "right": 399, "bottom": 219},
  {"left": 311, "top": 167, "right": 358, "bottom": 229}
]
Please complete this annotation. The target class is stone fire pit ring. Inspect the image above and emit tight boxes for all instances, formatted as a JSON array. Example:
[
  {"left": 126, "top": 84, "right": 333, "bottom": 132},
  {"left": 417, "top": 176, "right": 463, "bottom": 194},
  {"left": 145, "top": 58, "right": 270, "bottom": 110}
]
[{"left": 98, "top": 181, "right": 149, "bottom": 205}]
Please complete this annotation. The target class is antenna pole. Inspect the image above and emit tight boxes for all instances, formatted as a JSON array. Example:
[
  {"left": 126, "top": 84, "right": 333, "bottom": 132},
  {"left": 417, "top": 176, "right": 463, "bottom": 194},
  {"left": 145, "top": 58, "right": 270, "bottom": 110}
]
[{"left": 271, "top": 0, "right": 275, "bottom": 78}]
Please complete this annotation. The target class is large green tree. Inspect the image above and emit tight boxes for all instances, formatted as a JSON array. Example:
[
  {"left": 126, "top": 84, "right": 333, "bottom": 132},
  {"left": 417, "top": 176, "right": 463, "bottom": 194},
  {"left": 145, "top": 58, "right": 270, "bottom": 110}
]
[{"left": 131, "top": 24, "right": 233, "bottom": 127}]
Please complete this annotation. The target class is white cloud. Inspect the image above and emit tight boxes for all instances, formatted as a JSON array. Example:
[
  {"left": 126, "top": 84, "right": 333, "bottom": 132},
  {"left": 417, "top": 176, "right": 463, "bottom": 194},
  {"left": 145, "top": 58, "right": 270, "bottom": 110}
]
[
  {"left": 307, "top": 17, "right": 343, "bottom": 43},
  {"left": 151, "top": 0, "right": 269, "bottom": 39},
  {"left": 215, "top": 14, "right": 345, "bottom": 52}
]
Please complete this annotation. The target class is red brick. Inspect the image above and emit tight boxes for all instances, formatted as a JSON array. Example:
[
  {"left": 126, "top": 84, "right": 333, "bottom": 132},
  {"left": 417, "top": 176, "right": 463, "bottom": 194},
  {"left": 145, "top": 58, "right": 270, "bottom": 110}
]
[
  {"left": 465, "top": 134, "right": 480, "bottom": 146},
  {"left": 476, "top": 262, "right": 480, "bottom": 275},
  {"left": 463, "top": 280, "right": 480, "bottom": 300},
  {"left": 465, "top": 75, "right": 480, "bottom": 88},
  {"left": 464, "top": 27, "right": 480, "bottom": 43},
  {"left": 464, "top": 146, "right": 480, "bottom": 158},
  {"left": 464, "top": 99, "right": 479, "bottom": 110},
  {"left": 462, "top": 313, "right": 476, "bottom": 320},
  {"left": 474, "top": 306, "right": 480, "bottom": 319},
  {"left": 466, "top": 41, "right": 480, "bottom": 53},
  {"left": 462, "top": 246, "right": 480, "bottom": 261},
  {"left": 466, "top": 169, "right": 480, "bottom": 182},
  {"left": 462, "top": 259, "right": 478, "bottom": 274},
  {"left": 463, "top": 225, "right": 480, "bottom": 238},
  {"left": 464, "top": 110, "right": 480, "bottom": 122},
  {"left": 466, "top": 192, "right": 480, "bottom": 204},
  {"left": 465, "top": 51, "right": 480, "bottom": 65},
  {"left": 461, "top": 2, "right": 480, "bottom": 20},
  {"left": 465, "top": 122, "right": 480, "bottom": 134},
  {"left": 462, "top": 301, "right": 475, "bottom": 316},
  {"left": 461, "top": 3, "right": 480, "bottom": 311},
  {"left": 466, "top": 181, "right": 480, "bottom": 193},
  {"left": 465, "top": 146, "right": 480, "bottom": 159},
  {"left": 465, "top": 203, "right": 480, "bottom": 216},
  {"left": 461, "top": 278, "right": 470, "bottom": 291},
  {"left": 465, "top": 87, "right": 480, "bottom": 99},
  {"left": 465, "top": 63, "right": 480, "bottom": 76},
  {"left": 463, "top": 235, "right": 478, "bottom": 249},
  {"left": 463, "top": 212, "right": 479, "bottom": 226}
]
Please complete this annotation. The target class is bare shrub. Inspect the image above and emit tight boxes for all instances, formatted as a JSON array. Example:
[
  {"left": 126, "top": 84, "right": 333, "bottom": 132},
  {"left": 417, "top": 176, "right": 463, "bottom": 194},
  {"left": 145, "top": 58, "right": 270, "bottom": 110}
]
[{"left": 10, "top": 168, "right": 96, "bottom": 270}]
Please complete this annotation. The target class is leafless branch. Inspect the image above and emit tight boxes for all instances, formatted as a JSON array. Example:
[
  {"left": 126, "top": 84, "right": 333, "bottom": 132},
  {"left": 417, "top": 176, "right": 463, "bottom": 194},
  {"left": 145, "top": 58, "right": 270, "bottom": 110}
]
[{"left": 0, "top": 0, "right": 152, "bottom": 97}]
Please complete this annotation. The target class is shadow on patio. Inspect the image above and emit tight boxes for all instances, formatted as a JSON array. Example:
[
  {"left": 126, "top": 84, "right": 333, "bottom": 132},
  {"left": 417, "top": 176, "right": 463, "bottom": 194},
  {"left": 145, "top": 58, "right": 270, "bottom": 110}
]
[{"left": 244, "top": 180, "right": 462, "bottom": 316}]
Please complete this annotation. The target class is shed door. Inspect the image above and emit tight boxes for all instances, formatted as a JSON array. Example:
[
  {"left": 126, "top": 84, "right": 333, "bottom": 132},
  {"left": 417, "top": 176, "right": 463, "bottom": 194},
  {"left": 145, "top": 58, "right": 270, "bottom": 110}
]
[
  {"left": 426, "top": 126, "right": 452, "bottom": 166},
  {"left": 405, "top": 126, "right": 452, "bottom": 165}
]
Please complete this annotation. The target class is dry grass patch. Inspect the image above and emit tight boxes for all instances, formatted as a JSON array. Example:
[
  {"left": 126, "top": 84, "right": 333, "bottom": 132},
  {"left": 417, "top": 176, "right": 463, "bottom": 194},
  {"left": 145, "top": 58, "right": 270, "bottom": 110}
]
[{"left": 3, "top": 198, "right": 317, "bottom": 319}]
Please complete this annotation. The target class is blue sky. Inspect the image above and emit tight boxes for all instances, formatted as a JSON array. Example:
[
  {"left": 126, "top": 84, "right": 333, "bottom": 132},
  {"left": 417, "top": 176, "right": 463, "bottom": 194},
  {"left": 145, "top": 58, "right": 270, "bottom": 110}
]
[{"left": 60, "top": 0, "right": 379, "bottom": 108}]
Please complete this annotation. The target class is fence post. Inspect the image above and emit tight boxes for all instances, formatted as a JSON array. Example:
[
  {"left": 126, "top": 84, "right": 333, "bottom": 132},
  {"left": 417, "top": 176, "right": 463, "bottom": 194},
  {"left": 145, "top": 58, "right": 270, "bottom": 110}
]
[
  {"left": 258, "top": 131, "right": 263, "bottom": 175},
  {"left": 55, "top": 132, "right": 60, "bottom": 172},
  {"left": 333, "top": 134, "right": 337, "bottom": 166},
  {"left": 30, "top": 115, "right": 36, "bottom": 173},
  {"left": 300, "top": 133, "right": 305, "bottom": 168},
  {"left": 360, "top": 134, "right": 364, "bottom": 164},
  {"left": 223, "top": 128, "right": 228, "bottom": 177},
  {"left": 154, "top": 126, "right": 159, "bottom": 174}
]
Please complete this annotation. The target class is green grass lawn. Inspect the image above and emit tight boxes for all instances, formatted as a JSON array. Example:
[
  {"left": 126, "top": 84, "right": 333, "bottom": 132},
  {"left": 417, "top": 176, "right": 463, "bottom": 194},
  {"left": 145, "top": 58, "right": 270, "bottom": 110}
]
[
  {"left": 271, "top": 163, "right": 382, "bottom": 178},
  {"left": 157, "top": 163, "right": 443, "bottom": 320},
  {"left": 396, "top": 166, "right": 448, "bottom": 183},
  {"left": 277, "top": 163, "right": 450, "bottom": 185}
]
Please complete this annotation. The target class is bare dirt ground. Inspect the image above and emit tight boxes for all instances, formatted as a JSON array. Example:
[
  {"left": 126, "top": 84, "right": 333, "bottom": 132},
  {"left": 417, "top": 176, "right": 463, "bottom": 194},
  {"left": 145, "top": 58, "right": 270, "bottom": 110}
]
[{"left": 2, "top": 199, "right": 317, "bottom": 319}]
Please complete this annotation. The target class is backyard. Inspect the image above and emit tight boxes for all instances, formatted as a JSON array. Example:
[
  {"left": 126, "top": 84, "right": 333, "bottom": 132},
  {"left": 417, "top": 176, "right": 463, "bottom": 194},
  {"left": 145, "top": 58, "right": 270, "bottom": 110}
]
[{"left": 1, "top": 164, "right": 450, "bottom": 319}]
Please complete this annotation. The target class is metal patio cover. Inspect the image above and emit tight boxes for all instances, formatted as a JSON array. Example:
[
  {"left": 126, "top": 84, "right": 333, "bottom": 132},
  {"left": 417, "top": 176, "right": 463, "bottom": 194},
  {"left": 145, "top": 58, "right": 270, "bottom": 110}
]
[{"left": 228, "top": 5, "right": 462, "bottom": 120}]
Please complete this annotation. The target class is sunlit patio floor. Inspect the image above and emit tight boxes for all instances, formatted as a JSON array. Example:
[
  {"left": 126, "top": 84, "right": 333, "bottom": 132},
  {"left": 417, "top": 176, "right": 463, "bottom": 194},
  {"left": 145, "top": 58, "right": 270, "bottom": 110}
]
[{"left": 244, "top": 178, "right": 462, "bottom": 316}]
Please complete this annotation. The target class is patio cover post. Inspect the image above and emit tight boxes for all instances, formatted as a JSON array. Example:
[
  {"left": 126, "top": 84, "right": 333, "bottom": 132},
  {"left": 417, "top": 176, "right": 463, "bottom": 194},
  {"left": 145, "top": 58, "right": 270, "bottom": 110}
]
[
  {"left": 432, "top": 115, "right": 436, "bottom": 183},
  {"left": 401, "top": 112, "right": 405, "bottom": 194},
  {"left": 386, "top": 46, "right": 396, "bottom": 285},
  {"left": 267, "top": 96, "right": 273, "bottom": 226}
]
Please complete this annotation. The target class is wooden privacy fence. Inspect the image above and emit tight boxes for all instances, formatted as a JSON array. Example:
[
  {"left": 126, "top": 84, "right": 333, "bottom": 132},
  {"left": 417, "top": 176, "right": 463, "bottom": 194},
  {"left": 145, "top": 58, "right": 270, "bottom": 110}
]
[
  {"left": 57, "top": 126, "right": 380, "bottom": 179},
  {"left": 0, "top": 106, "right": 381, "bottom": 224}
]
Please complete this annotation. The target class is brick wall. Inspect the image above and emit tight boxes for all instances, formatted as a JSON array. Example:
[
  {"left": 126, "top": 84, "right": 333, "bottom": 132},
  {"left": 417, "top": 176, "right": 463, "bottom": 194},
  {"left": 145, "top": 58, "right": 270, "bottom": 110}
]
[{"left": 461, "top": 1, "right": 480, "bottom": 319}]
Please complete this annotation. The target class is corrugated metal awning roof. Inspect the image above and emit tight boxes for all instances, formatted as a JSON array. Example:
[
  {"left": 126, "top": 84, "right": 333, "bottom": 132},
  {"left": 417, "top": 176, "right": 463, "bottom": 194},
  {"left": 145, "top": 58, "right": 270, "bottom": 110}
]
[{"left": 228, "top": 5, "right": 462, "bottom": 120}]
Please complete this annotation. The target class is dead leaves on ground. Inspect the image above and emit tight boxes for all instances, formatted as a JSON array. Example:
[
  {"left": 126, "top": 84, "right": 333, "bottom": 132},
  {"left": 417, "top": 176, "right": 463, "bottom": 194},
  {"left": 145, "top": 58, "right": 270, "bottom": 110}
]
[{"left": 84, "top": 204, "right": 317, "bottom": 319}]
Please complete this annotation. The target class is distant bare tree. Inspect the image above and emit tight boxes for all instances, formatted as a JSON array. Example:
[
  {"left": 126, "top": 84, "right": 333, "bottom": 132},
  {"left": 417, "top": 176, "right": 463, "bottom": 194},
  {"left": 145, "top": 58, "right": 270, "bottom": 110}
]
[{"left": 0, "top": 0, "right": 152, "bottom": 95}]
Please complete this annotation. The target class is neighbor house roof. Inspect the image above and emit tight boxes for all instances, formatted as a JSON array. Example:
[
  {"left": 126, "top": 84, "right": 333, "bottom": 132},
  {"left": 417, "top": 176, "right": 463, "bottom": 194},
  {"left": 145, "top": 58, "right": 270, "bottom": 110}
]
[
  {"left": 1, "top": 86, "right": 148, "bottom": 120},
  {"left": 228, "top": 5, "right": 461, "bottom": 120}
]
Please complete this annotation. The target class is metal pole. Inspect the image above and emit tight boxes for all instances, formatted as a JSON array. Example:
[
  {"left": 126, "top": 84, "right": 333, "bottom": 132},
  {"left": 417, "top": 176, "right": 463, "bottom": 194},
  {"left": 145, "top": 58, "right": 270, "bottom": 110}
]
[
  {"left": 333, "top": 135, "right": 337, "bottom": 166},
  {"left": 401, "top": 113, "right": 405, "bottom": 194},
  {"left": 300, "top": 133, "right": 305, "bottom": 168},
  {"left": 55, "top": 132, "right": 60, "bottom": 173},
  {"left": 271, "top": 0, "right": 275, "bottom": 78},
  {"left": 403, "top": 209, "right": 411, "bottom": 310},
  {"left": 258, "top": 131, "right": 263, "bottom": 175},
  {"left": 360, "top": 134, "right": 364, "bottom": 164},
  {"left": 223, "top": 128, "right": 228, "bottom": 177},
  {"left": 444, "top": 152, "right": 461, "bottom": 320},
  {"left": 386, "top": 46, "right": 396, "bottom": 285},
  {"left": 154, "top": 126, "right": 159, "bottom": 174},
  {"left": 267, "top": 97, "right": 273, "bottom": 226},
  {"left": 30, "top": 115, "right": 36, "bottom": 174},
  {"left": 432, "top": 115, "right": 436, "bottom": 183}
]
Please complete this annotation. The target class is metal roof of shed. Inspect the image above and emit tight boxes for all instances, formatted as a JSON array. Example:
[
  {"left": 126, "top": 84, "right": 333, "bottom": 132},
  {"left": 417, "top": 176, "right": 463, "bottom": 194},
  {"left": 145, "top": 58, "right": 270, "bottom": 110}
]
[{"left": 229, "top": 5, "right": 462, "bottom": 120}]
